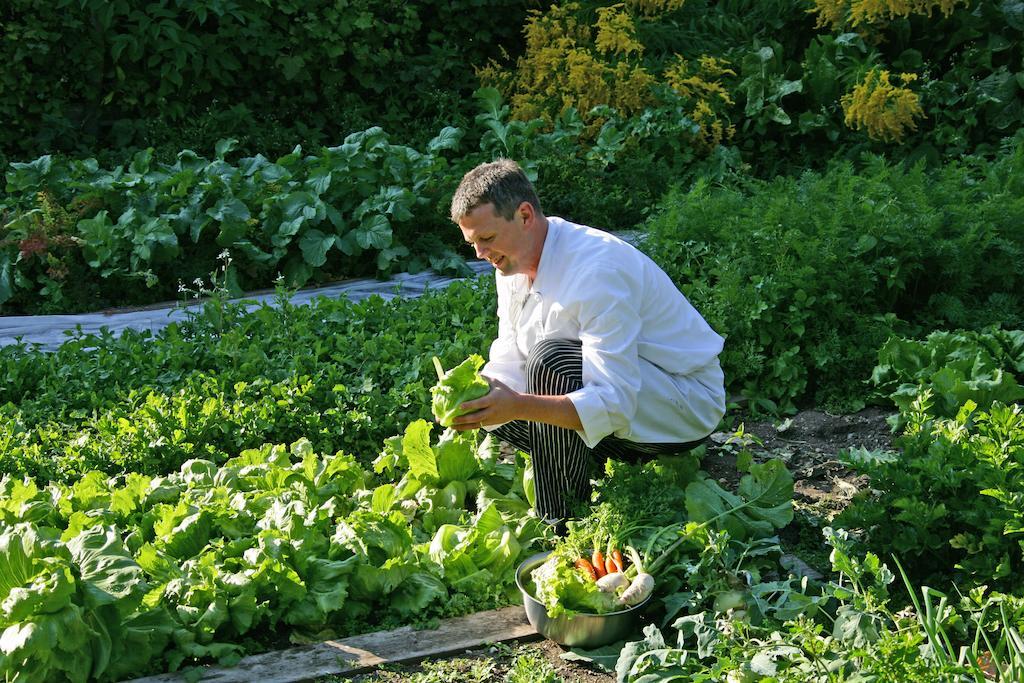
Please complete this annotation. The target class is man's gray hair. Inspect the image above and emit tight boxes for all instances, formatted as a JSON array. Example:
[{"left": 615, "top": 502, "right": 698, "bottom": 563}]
[{"left": 449, "top": 159, "right": 542, "bottom": 223}]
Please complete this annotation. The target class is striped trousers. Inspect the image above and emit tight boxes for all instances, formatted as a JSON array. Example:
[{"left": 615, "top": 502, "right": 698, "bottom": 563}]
[{"left": 490, "top": 338, "right": 704, "bottom": 521}]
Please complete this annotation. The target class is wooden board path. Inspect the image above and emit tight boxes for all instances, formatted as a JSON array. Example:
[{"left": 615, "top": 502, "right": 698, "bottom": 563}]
[{"left": 126, "top": 606, "right": 541, "bottom": 683}]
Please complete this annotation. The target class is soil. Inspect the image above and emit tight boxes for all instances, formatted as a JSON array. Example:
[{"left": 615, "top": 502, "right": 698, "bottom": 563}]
[
  {"left": 329, "top": 406, "right": 899, "bottom": 683},
  {"left": 702, "top": 405, "right": 896, "bottom": 514},
  {"left": 339, "top": 639, "right": 613, "bottom": 682}
]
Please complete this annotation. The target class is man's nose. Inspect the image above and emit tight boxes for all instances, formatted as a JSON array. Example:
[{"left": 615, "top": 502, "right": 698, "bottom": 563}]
[{"left": 474, "top": 243, "right": 487, "bottom": 259}]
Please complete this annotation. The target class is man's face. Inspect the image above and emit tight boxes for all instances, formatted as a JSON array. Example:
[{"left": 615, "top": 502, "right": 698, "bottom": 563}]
[{"left": 458, "top": 202, "right": 531, "bottom": 276}]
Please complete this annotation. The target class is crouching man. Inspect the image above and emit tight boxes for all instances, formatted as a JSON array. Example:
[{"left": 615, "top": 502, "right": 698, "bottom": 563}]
[{"left": 448, "top": 159, "right": 726, "bottom": 525}]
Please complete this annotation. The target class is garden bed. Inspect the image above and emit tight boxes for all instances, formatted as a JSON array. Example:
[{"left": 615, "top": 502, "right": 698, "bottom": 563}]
[
  {"left": 331, "top": 406, "right": 897, "bottom": 683},
  {"left": 705, "top": 406, "right": 894, "bottom": 514},
  {"left": 127, "top": 406, "right": 892, "bottom": 683}
]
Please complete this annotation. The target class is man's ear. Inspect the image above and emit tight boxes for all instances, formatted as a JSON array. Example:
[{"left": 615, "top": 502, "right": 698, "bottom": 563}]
[{"left": 519, "top": 200, "right": 535, "bottom": 225}]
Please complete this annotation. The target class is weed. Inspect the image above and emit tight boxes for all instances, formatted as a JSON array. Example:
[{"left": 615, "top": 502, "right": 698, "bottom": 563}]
[{"left": 503, "top": 650, "right": 563, "bottom": 683}]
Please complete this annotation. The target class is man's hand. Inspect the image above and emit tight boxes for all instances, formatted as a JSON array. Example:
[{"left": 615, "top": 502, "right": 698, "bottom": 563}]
[
  {"left": 448, "top": 377, "right": 584, "bottom": 432},
  {"left": 449, "top": 377, "right": 520, "bottom": 431}
]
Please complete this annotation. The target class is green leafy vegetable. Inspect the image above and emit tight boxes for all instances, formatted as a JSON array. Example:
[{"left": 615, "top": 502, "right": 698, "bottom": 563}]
[
  {"left": 685, "top": 459, "right": 794, "bottom": 541},
  {"left": 870, "top": 328, "right": 1024, "bottom": 429},
  {"left": 530, "top": 553, "right": 619, "bottom": 619},
  {"left": 430, "top": 355, "right": 490, "bottom": 427}
]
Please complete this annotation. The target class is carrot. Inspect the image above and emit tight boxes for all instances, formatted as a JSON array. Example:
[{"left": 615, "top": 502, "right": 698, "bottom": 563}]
[
  {"left": 605, "top": 555, "right": 617, "bottom": 575},
  {"left": 612, "top": 549, "right": 625, "bottom": 572},
  {"left": 976, "top": 651, "right": 997, "bottom": 679},
  {"left": 574, "top": 558, "right": 598, "bottom": 582},
  {"left": 592, "top": 550, "right": 607, "bottom": 578}
]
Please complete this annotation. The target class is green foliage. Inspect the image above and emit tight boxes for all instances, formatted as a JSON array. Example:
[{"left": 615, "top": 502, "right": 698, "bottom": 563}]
[
  {"left": 808, "top": 0, "right": 1024, "bottom": 162},
  {"left": 0, "top": 85, "right": 717, "bottom": 313},
  {"left": 593, "top": 528, "right": 1005, "bottom": 681},
  {"left": 2, "top": 0, "right": 1022, "bottom": 180},
  {"left": 503, "top": 650, "right": 563, "bottom": 683},
  {"left": 870, "top": 328, "right": 1024, "bottom": 428},
  {"left": 0, "top": 432, "right": 545, "bottom": 681},
  {"left": 472, "top": 85, "right": 729, "bottom": 231},
  {"left": 840, "top": 396, "right": 1024, "bottom": 590},
  {"left": 685, "top": 459, "right": 795, "bottom": 541},
  {"left": 635, "top": 0, "right": 811, "bottom": 62},
  {"left": 840, "top": 329, "right": 1024, "bottom": 590},
  {"left": 0, "top": 277, "right": 498, "bottom": 481},
  {"left": 642, "top": 140, "right": 1024, "bottom": 412},
  {"left": 0, "top": 0, "right": 530, "bottom": 164},
  {"left": 735, "top": 40, "right": 805, "bottom": 138},
  {"left": 691, "top": 0, "right": 1024, "bottom": 173},
  {"left": 845, "top": 326, "right": 1024, "bottom": 589},
  {"left": 0, "top": 126, "right": 471, "bottom": 313},
  {"left": 382, "top": 657, "right": 497, "bottom": 683},
  {"left": 487, "top": 0, "right": 1022, "bottom": 176}
]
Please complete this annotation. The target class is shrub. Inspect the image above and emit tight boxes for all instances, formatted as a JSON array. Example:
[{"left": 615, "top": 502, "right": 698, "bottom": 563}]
[
  {"left": 641, "top": 137, "right": 1024, "bottom": 411},
  {"left": 0, "top": 0, "right": 530, "bottom": 163}
]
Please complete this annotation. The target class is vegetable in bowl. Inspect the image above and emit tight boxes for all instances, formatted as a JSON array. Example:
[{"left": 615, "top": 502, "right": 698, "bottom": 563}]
[
  {"left": 529, "top": 551, "right": 621, "bottom": 619},
  {"left": 528, "top": 540, "right": 660, "bottom": 619},
  {"left": 516, "top": 550, "right": 652, "bottom": 649}
]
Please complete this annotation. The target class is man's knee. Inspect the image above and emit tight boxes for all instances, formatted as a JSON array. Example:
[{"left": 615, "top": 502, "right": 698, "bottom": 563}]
[{"left": 525, "top": 338, "right": 583, "bottom": 394}]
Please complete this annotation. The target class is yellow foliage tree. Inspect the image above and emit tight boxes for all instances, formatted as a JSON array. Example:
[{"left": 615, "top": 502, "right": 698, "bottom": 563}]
[
  {"left": 810, "top": 0, "right": 968, "bottom": 30},
  {"left": 477, "top": 1, "right": 741, "bottom": 151},
  {"left": 663, "top": 55, "right": 737, "bottom": 149},
  {"left": 595, "top": 4, "right": 644, "bottom": 56},
  {"left": 477, "top": 3, "right": 658, "bottom": 128},
  {"left": 841, "top": 68, "right": 925, "bottom": 142}
]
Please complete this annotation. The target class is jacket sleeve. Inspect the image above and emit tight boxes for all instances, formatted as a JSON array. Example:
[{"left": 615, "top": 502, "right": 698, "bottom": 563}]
[{"left": 565, "top": 265, "right": 642, "bottom": 448}]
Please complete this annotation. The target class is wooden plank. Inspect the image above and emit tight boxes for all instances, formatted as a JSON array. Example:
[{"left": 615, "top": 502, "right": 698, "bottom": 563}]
[{"left": 126, "top": 606, "right": 541, "bottom": 683}]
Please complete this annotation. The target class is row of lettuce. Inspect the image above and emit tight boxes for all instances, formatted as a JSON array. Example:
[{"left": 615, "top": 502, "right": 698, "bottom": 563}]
[
  {"left": 0, "top": 419, "right": 543, "bottom": 681},
  {"left": 3, "top": 326, "right": 1023, "bottom": 680}
]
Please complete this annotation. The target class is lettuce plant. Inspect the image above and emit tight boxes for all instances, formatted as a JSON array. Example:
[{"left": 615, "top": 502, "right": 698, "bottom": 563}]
[{"left": 430, "top": 355, "right": 490, "bottom": 428}]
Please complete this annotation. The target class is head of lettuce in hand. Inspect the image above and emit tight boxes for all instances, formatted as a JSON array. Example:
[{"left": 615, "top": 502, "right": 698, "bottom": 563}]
[{"left": 431, "top": 355, "right": 491, "bottom": 428}]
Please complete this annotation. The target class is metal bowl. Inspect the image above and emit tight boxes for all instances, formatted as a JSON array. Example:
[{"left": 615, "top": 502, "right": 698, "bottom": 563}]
[{"left": 515, "top": 550, "right": 651, "bottom": 649}]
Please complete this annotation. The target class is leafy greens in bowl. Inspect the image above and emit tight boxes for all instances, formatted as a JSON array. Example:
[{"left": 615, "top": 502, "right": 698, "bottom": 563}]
[
  {"left": 530, "top": 551, "right": 622, "bottom": 618},
  {"left": 516, "top": 550, "right": 651, "bottom": 649}
]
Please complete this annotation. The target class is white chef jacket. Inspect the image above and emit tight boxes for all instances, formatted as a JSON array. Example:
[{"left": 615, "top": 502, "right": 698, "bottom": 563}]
[{"left": 482, "top": 216, "right": 726, "bottom": 448}]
